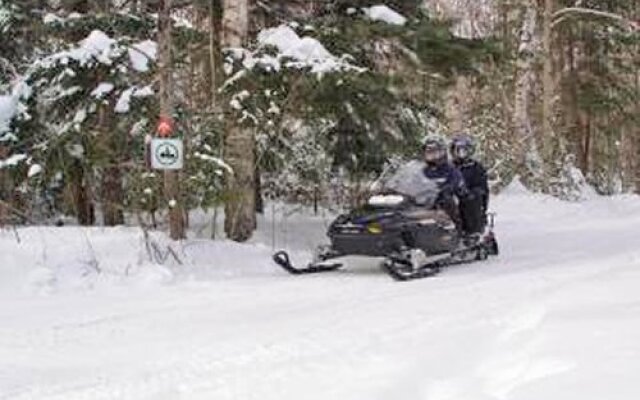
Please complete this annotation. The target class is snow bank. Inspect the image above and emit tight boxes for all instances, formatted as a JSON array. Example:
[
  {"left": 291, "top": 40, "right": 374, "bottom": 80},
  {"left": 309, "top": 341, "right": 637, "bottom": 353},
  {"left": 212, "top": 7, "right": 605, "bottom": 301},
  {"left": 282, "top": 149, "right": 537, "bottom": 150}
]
[
  {"left": 500, "top": 176, "right": 531, "bottom": 196},
  {"left": 502, "top": 173, "right": 598, "bottom": 203},
  {"left": 0, "top": 226, "right": 277, "bottom": 295},
  {"left": 363, "top": 5, "right": 407, "bottom": 26},
  {"left": 0, "top": 227, "right": 161, "bottom": 294},
  {"left": 3, "top": 189, "right": 639, "bottom": 297},
  {"left": 3, "top": 187, "right": 638, "bottom": 297}
]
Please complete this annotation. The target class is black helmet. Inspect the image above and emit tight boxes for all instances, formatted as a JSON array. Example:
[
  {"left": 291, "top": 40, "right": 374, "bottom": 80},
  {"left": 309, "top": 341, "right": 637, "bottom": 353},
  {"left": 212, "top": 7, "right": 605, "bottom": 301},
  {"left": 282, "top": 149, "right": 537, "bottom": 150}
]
[
  {"left": 422, "top": 134, "right": 448, "bottom": 165},
  {"left": 450, "top": 133, "right": 475, "bottom": 162}
]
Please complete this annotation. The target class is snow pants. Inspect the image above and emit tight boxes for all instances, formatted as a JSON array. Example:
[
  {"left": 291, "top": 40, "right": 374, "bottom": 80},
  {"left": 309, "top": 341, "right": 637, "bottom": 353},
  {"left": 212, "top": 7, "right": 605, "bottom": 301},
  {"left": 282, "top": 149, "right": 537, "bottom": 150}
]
[{"left": 459, "top": 195, "right": 485, "bottom": 234}]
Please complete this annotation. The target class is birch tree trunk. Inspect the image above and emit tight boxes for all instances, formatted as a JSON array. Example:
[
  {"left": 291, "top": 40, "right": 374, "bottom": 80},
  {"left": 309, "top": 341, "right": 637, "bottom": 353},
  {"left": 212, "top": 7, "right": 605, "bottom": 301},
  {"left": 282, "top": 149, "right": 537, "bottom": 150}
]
[
  {"left": 159, "top": 0, "right": 185, "bottom": 239},
  {"left": 222, "top": 0, "right": 256, "bottom": 242},
  {"left": 222, "top": 0, "right": 248, "bottom": 47},
  {"left": 513, "top": 3, "right": 541, "bottom": 181}
]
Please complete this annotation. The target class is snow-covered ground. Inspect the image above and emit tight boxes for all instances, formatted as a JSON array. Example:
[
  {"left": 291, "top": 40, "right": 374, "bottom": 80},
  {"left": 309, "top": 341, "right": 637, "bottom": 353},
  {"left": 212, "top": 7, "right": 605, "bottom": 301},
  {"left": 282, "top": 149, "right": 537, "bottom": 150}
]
[{"left": 2, "top": 186, "right": 640, "bottom": 400}]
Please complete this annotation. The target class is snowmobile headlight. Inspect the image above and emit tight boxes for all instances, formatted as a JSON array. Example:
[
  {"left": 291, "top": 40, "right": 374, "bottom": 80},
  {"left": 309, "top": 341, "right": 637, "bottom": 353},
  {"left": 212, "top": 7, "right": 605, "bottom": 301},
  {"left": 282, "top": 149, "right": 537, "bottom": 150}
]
[{"left": 367, "top": 222, "right": 383, "bottom": 234}]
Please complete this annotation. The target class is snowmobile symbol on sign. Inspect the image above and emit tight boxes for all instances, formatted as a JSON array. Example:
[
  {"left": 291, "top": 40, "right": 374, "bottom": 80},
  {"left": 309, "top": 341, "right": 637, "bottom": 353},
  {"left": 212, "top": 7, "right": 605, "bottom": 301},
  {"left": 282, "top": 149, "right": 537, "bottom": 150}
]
[
  {"left": 150, "top": 138, "right": 183, "bottom": 170},
  {"left": 272, "top": 161, "right": 499, "bottom": 281}
]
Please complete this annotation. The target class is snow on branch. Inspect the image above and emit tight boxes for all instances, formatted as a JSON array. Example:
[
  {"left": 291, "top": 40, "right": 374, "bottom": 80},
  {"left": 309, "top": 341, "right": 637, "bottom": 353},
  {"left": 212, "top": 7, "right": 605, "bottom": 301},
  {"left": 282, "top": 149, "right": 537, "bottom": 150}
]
[
  {"left": 37, "top": 30, "right": 157, "bottom": 73},
  {"left": 253, "top": 25, "right": 364, "bottom": 76},
  {"left": 362, "top": 5, "right": 407, "bottom": 26},
  {"left": 0, "top": 153, "right": 27, "bottom": 169},
  {"left": 0, "top": 94, "right": 16, "bottom": 136},
  {"left": 552, "top": 7, "right": 639, "bottom": 30},
  {"left": 0, "top": 81, "right": 30, "bottom": 139}
]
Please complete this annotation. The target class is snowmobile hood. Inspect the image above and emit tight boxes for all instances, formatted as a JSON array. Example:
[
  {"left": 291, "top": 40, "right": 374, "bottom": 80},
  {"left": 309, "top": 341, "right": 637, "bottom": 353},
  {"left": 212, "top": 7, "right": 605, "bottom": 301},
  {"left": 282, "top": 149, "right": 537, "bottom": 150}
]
[{"left": 352, "top": 211, "right": 397, "bottom": 225}]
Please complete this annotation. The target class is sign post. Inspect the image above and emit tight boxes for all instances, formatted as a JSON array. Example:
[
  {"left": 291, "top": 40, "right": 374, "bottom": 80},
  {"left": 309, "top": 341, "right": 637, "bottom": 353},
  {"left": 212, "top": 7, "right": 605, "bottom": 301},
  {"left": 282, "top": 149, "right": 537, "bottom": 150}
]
[{"left": 157, "top": 0, "right": 185, "bottom": 240}]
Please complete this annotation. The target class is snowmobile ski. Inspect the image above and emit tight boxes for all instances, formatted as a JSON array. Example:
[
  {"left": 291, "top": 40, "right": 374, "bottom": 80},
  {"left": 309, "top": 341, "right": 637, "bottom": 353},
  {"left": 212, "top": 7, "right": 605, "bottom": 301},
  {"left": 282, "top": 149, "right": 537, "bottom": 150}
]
[{"left": 272, "top": 251, "right": 343, "bottom": 275}]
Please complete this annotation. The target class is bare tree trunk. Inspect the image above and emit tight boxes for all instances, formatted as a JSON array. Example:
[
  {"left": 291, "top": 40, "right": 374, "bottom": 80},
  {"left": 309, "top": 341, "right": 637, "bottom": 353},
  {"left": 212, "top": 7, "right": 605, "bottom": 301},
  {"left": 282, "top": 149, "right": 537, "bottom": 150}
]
[
  {"left": 159, "top": 0, "right": 185, "bottom": 240},
  {"left": 102, "top": 165, "right": 124, "bottom": 225},
  {"left": 541, "top": 0, "right": 554, "bottom": 162},
  {"left": 210, "top": 0, "right": 222, "bottom": 112},
  {"left": 68, "top": 161, "right": 95, "bottom": 226},
  {"left": 633, "top": 0, "right": 640, "bottom": 193},
  {"left": 0, "top": 146, "right": 11, "bottom": 224},
  {"left": 222, "top": 0, "right": 256, "bottom": 242},
  {"left": 620, "top": 128, "right": 637, "bottom": 192},
  {"left": 96, "top": 99, "right": 124, "bottom": 226},
  {"left": 209, "top": 0, "right": 223, "bottom": 238},
  {"left": 565, "top": 26, "right": 584, "bottom": 171},
  {"left": 582, "top": 112, "right": 591, "bottom": 174}
]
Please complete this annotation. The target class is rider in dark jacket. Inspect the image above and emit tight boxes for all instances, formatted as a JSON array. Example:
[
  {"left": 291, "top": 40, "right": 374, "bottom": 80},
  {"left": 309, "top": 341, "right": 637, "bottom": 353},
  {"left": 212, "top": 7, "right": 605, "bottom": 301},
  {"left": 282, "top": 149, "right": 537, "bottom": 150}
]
[
  {"left": 450, "top": 133, "right": 489, "bottom": 234},
  {"left": 422, "top": 135, "right": 469, "bottom": 230}
]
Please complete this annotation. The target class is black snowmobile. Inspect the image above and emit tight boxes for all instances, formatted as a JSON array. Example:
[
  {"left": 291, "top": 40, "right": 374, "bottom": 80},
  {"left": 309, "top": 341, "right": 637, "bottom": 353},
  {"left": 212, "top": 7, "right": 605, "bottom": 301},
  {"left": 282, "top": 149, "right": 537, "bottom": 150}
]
[{"left": 272, "top": 161, "right": 499, "bottom": 281}]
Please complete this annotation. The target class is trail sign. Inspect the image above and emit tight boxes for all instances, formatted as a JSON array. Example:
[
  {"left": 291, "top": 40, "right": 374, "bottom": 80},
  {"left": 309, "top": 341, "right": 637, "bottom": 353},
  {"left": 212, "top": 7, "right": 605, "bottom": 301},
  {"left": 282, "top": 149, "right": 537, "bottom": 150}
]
[{"left": 150, "top": 138, "right": 183, "bottom": 170}]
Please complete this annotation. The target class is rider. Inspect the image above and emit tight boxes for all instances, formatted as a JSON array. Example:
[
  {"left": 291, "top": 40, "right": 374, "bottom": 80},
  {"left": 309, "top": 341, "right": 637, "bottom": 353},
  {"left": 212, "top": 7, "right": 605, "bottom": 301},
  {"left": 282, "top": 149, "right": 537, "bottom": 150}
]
[
  {"left": 450, "top": 133, "right": 489, "bottom": 234},
  {"left": 421, "top": 135, "right": 469, "bottom": 232}
]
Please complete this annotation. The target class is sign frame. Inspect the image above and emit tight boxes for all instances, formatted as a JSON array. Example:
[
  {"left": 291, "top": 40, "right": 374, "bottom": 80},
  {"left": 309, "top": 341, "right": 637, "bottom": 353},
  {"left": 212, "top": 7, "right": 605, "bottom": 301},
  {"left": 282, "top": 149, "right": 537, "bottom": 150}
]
[{"left": 150, "top": 138, "right": 184, "bottom": 170}]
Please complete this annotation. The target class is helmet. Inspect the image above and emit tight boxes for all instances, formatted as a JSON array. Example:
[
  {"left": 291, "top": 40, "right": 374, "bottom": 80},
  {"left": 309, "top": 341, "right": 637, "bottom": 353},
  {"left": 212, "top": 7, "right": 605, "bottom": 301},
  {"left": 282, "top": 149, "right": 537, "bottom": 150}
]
[
  {"left": 422, "top": 135, "right": 448, "bottom": 165},
  {"left": 450, "top": 133, "right": 475, "bottom": 162}
]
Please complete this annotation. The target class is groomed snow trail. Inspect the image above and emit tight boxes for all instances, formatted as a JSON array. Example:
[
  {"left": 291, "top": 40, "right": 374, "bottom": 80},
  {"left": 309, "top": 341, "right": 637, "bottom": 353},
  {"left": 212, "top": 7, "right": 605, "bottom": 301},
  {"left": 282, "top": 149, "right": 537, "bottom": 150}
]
[{"left": 1, "top": 190, "right": 640, "bottom": 400}]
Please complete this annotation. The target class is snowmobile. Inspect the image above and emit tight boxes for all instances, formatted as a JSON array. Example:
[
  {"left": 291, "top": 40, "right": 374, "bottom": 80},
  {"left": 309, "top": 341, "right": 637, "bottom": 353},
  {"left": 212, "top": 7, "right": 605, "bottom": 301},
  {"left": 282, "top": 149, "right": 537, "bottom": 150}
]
[{"left": 272, "top": 161, "right": 499, "bottom": 281}]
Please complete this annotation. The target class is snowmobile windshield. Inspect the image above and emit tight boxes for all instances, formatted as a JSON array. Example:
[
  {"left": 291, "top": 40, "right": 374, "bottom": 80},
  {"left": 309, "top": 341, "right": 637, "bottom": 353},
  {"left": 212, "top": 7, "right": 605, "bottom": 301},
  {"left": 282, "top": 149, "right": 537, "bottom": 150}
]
[{"left": 380, "top": 160, "right": 440, "bottom": 207}]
